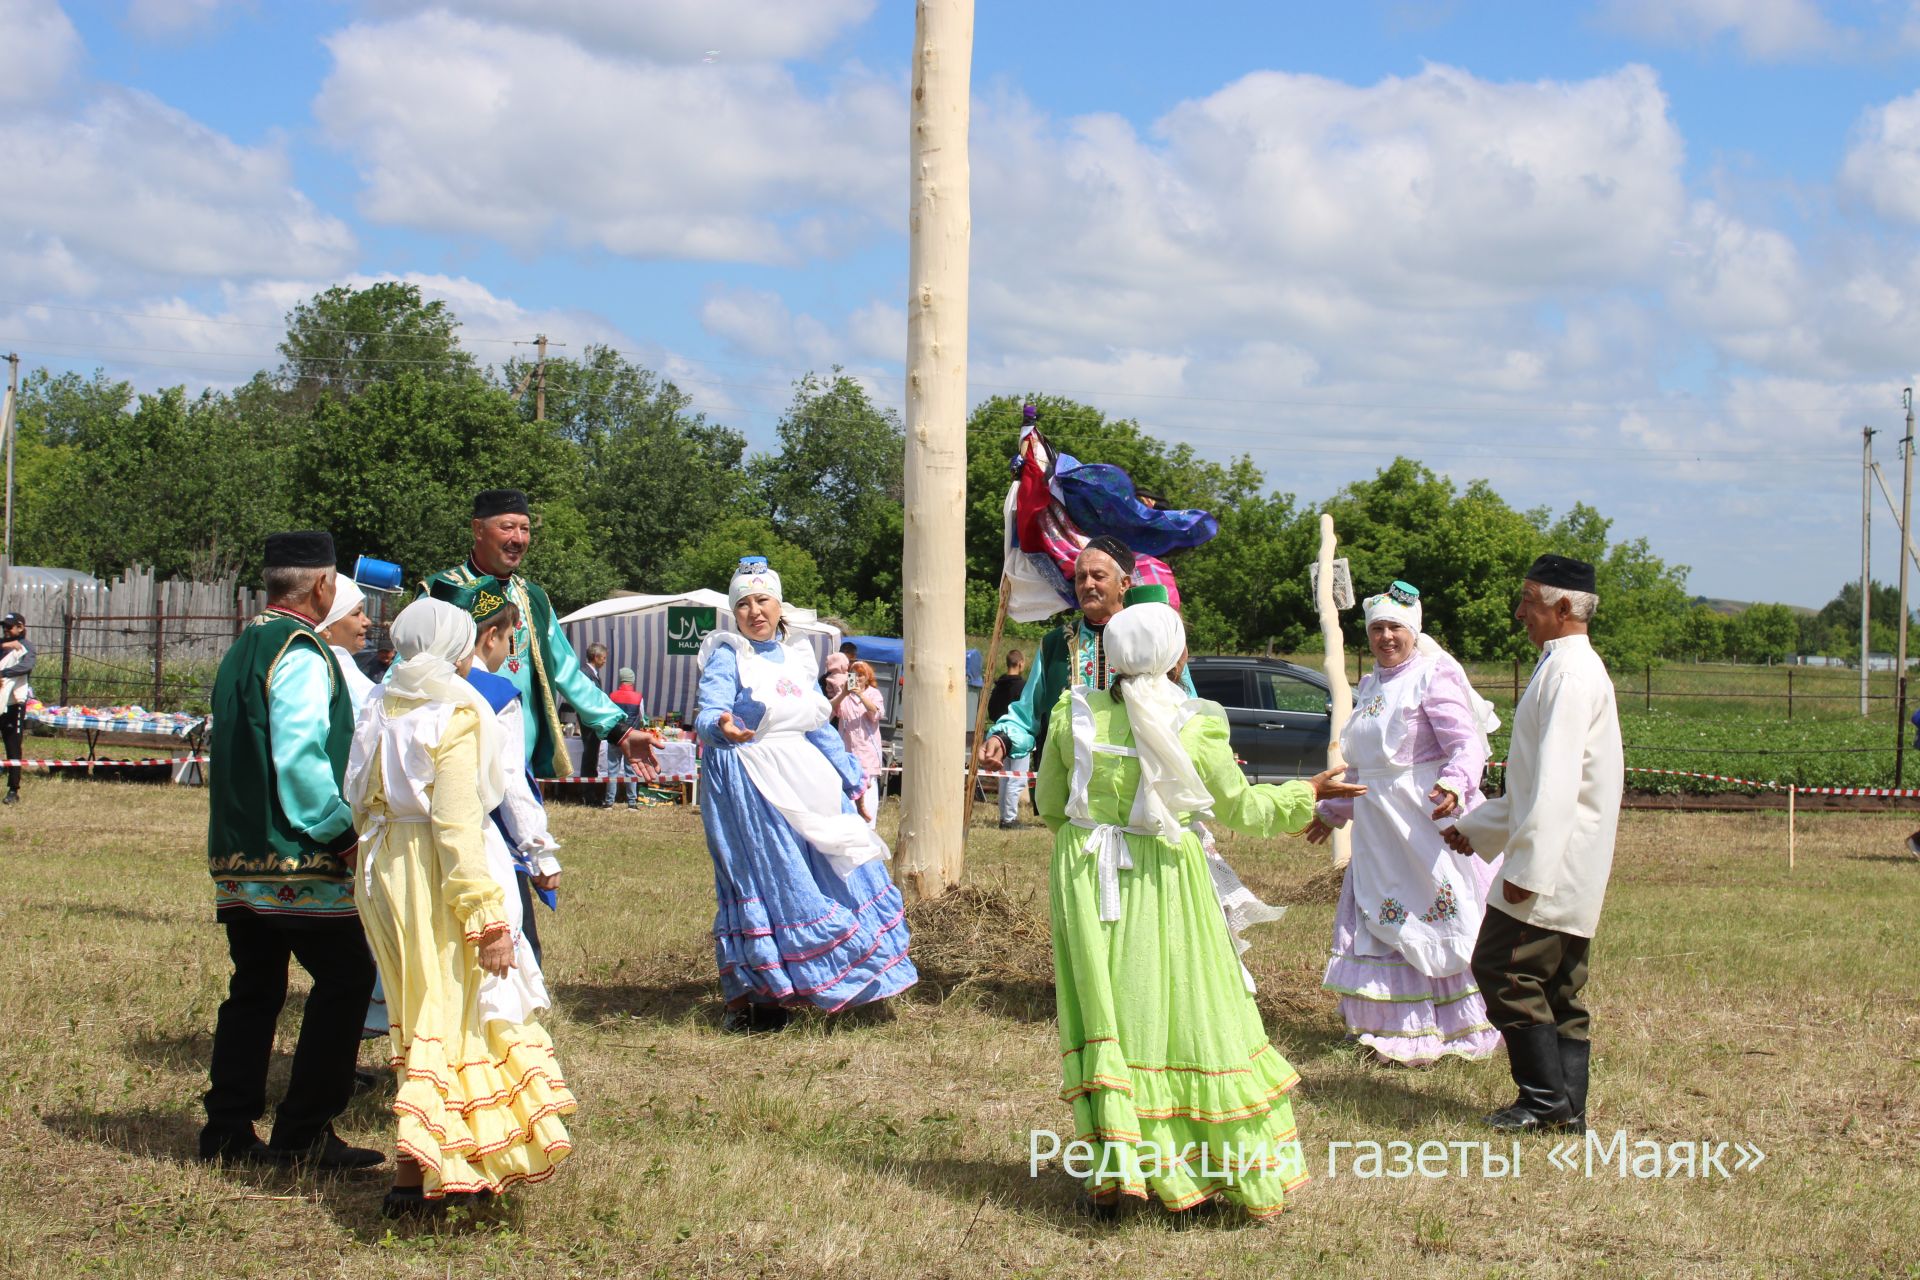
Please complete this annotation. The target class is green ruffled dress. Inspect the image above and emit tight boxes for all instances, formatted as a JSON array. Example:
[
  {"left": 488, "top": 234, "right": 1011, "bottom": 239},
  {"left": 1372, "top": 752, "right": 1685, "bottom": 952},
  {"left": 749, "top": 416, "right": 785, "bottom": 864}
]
[{"left": 1035, "top": 690, "right": 1317, "bottom": 1217}]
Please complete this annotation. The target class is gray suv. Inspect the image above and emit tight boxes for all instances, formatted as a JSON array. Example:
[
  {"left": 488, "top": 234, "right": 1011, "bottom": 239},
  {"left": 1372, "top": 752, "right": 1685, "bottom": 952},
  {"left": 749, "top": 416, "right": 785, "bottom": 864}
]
[{"left": 1185, "top": 656, "right": 1346, "bottom": 782}]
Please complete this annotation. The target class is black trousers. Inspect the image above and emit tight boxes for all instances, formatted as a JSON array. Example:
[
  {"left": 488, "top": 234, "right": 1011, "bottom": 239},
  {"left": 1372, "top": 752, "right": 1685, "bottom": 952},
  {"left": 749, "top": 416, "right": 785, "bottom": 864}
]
[
  {"left": 0, "top": 704, "right": 22, "bottom": 793},
  {"left": 1470, "top": 905, "right": 1592, "bottom": 1040},
  {"left": 517, "top": 872, "right": 543, "bottom": 968},
  {"left": 204, "top": 911, "right": 377, "bottom": 1148},
  {"left": 579, "top": 730, "right": 602, "bottom": 782}
]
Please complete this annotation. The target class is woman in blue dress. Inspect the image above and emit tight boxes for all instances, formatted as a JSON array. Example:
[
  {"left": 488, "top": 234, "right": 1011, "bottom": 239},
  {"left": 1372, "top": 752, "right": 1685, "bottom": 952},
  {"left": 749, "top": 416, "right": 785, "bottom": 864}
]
[{"left": 696, "top": 557, "right": 917, "bottom": 1033}]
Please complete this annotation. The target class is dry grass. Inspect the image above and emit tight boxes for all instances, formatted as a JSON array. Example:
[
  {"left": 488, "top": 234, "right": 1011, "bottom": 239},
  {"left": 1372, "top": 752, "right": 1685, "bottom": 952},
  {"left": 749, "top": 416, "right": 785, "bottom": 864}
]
[{"left": 2, "top": 777, "right": 1918, "bottom": 1279}]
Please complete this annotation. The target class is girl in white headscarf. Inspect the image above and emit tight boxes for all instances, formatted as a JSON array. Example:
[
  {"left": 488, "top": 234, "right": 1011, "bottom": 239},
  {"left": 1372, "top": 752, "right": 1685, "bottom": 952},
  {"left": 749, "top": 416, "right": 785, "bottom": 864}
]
[
  {"left": 1033, "top": 587, "right": 1364, "bottom": 1222},
  {"left": 344, "top": 598, "right": 575, "bottom": 1217},
  {"left": 1306, "top": 580, "right": 1506, "bottom": 1067}
]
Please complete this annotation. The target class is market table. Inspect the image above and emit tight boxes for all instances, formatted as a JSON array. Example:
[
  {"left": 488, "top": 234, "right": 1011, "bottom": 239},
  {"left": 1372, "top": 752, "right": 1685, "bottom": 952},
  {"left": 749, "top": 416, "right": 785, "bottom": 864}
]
[{"left": 25, "top": 706, "right": 210, "bottom": 779}]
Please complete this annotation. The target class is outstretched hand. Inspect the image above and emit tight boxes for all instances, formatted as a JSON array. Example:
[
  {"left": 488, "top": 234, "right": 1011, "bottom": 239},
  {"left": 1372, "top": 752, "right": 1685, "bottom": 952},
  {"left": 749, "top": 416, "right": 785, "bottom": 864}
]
[
  {"left": 1307, "top": 765, "right": 1366, "bottom": 802},
  {"left": 716, "top": 713, "right": 756, "bottom": 744},
  {"left": 620, "top": 727, "right": 663, "bottom": 781}
]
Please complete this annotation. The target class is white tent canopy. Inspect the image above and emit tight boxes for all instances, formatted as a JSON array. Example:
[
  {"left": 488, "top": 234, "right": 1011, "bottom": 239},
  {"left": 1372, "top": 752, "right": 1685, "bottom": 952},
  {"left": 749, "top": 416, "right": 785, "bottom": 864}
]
[{"left": 558, "top": 589, "right": 841, "bottom": 726}]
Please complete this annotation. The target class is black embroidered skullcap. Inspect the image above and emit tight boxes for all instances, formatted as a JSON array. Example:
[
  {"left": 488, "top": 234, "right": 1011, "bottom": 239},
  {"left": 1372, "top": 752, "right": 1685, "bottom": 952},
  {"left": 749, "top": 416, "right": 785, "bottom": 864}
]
[
  {"left": 1079, "top": 535, "right": 1136, "bottom": 575},
  {"left": 263, "top": 531, "right": 335, "bottom": 569},
  {"left": 473, "top": 488, "right": 531, "bottom": 520},
  {"left": 1526, "top": 553, "right": 1597, "bottom": 594}
]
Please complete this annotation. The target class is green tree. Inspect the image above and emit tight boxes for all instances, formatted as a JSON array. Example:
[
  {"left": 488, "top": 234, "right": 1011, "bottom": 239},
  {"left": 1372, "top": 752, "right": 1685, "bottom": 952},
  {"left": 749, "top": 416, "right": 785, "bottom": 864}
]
[
  {"left": 1732, "top": 603, "right": 1799, "bottom": 664},
  {"left": 515, "top": 344, "right": 748, "bottom": 591},
  {"left": 1677, "top": 605, "right": 1732, "bottom": 661},
  {"left": 278, "top": 282, "right": 474, "bottom": 403},
  {"left": 659, "top": 516, "right": 825, "bottom": 608},
  {"left": 755, "top": 371, "right": 904, "bottom": 601},
  {"left": 293, "top": 370, "right": 613, "bottom": 612}
]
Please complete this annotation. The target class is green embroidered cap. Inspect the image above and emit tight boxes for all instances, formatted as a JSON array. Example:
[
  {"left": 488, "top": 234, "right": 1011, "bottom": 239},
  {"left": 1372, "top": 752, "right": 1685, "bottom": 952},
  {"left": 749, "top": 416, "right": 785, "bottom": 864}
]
[{"left": 1123, "top": 584, "right": 1170, "bottom": 607}]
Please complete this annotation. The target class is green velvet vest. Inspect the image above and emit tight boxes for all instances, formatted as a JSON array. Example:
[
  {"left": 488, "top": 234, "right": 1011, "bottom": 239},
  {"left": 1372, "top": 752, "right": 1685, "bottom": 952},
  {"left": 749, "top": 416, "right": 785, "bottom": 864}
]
[{"left": 206, "top": 610, "right": 354, "bottom": 885}]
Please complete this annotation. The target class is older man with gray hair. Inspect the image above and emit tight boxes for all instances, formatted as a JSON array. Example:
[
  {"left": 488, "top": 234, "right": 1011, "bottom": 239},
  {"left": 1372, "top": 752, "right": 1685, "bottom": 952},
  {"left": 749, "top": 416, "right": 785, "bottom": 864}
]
[{"left": 1446, "top": 554, "right": 1623, "bottom": 1135}]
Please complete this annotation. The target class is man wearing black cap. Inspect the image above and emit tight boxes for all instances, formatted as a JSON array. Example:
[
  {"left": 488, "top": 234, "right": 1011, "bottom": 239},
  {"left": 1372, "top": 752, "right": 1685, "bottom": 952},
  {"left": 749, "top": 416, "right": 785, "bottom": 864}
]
[
  {"left": 1447, "top": 554, "right": 1624, "bottom": 1135},
  {"left": 201, "top": 532, "right": 381, "bottom": 1169},
  {"left": 0, "top": 611, "right": 36, "bottom": 805},
  {"left": 425, "top": 488, "right": 658, "bottom": 782}
]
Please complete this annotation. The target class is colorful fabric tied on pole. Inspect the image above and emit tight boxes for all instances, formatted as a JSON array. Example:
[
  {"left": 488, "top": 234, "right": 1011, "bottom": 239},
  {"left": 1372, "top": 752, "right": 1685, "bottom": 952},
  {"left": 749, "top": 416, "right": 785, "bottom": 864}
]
[{"left": 1001, "top": 422, "right": 1219, "bottom": 623}]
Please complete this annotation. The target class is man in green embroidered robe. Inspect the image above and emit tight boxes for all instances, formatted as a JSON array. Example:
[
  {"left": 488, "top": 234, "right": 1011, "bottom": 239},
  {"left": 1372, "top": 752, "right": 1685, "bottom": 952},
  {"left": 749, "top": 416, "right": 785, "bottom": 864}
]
[
  {"left": 201, "top": 531, "right": 382, "bottom": 1170},
  {"left": 424, "top": 488, "right": 659, "bottom": 780}
]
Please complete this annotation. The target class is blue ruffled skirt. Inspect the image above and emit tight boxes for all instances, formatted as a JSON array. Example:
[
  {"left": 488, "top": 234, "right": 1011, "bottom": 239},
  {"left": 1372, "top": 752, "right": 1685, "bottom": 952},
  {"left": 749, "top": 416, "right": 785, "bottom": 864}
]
[{"left": 698, "top": 748, "right": 917, "bottom": 1011}]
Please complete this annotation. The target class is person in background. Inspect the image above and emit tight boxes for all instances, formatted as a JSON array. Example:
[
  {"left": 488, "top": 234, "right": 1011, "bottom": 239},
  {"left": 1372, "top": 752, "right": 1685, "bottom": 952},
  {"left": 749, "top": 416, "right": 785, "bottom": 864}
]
[
  {"left": 986, "top": 649, "right": 1028, "bottom": 830},
  {"left": 356, "top": 635, "right": 396, "bottom": 684},
  {"left": 0, "top": 612, "right": 37, "bottom": 806},
  {"left": 604, "top": 668, "right": 645, "bottom": 810},
  {"left": 576, "top": 643, "right": 609, "bottom": 782},
  {"left": 831, "top": 659, "right": 885, "bottom": 828}
]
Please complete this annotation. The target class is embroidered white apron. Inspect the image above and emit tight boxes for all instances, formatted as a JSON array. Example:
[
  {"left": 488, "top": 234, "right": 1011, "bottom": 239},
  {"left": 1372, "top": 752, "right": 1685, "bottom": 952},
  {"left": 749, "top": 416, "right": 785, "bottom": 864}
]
[
  {"left": 713, "top": 634, "right": 890, "bottom": 879},
  {"left": 1340, "top": 655, "right": 1483, "bottom": 978}
]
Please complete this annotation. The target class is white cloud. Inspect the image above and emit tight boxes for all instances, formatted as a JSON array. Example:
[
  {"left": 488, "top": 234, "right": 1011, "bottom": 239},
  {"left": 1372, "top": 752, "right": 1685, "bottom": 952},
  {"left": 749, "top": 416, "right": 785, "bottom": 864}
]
[
  {"left": 970, "top": 63, "right": 1686, "bottom": 367},
  {"left": 0, "top": 89, "right": 355, "bottom": 293},
  {"left": 1597, "top": 0, "right": 1847, "bottom": 60},
  {"left": 365, "top": 0, "right": 875, "bottom": 63},
  {"left": 315, "top": 10, "right": 902, "bottom": 264},
  {"left": 0, "top": 0, "right": 82, "bottom": 104},
  {"left": 1841, "top": 89, "right": 1920, "bottom": 224}
]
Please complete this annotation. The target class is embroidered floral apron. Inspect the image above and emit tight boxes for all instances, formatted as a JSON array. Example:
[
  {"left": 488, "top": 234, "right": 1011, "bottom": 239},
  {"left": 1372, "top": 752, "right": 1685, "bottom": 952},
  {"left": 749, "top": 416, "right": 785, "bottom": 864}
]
[
  {"left": 1340, "top": 654, "right": 1482, "bottom": 978},
  {"left": 724, "top": 636, "right": 890, "bottom": 879}
]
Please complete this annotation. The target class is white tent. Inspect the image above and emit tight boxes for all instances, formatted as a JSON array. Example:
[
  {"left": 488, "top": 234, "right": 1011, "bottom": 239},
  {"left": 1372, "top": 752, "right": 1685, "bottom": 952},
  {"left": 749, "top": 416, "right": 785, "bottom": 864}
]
[{"left": 558, "top": 589, "right": 842, "bottom": 725}]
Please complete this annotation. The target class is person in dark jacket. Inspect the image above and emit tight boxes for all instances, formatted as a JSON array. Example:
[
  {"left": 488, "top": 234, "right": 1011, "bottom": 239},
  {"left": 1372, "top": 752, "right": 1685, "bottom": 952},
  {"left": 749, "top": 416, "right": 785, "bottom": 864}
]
[
  {"left": 0, "top": 612, "right": 37, "bottom": 805},
  {"left": 987, "top": 650, "right": 1028, "bottom": 828}
]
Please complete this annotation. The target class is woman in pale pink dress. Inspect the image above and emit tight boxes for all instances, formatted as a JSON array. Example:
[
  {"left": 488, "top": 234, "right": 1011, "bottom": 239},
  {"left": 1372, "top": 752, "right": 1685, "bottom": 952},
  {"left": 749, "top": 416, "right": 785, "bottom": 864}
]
[{"left": 831, "top": 660, "right": 885, "bottom": 827}]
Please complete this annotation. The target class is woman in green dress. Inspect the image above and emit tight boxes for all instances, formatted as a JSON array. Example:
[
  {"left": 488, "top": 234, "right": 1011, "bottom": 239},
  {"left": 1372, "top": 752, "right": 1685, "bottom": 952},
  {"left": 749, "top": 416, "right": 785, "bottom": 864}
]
[{"left": 1035, "top": 588, "right": 1364, "bottom": 1220}]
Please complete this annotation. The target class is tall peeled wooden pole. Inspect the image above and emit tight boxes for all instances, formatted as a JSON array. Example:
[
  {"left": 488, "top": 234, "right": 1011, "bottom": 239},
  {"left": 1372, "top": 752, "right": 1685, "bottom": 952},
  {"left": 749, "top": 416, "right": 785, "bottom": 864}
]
[
  {"left": 897, "top": 0, "right": 974, "bottom": 900},
  {"left": 1315, "top": 514, "right": 1354, "bottom": 870}
]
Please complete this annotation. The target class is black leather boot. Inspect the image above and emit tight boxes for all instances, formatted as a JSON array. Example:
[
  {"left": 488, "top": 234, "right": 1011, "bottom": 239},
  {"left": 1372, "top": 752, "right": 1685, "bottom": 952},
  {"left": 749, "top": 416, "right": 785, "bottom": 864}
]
[
  {"left": 1484, "top": 1024, "right": 1574, "bottom": 1131},
  {"left": 1557, "top": 1037, "right": 1590, "bottom": 1134}
]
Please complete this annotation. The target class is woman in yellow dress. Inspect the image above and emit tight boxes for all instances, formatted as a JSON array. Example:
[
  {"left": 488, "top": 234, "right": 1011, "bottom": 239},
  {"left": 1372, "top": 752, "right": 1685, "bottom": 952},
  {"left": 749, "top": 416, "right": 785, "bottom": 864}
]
[{"left": 345, "top": 598, "right": 576, "bottom": 1217}]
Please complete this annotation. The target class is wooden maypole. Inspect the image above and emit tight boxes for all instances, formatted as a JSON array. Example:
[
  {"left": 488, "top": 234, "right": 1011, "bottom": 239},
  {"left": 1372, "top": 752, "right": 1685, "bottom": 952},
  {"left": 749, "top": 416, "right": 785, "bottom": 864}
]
[
  {"left": 897, "top": 0, "right": 974, "bottom": 900},
  {"left": 1315, "top": 514, "right": 1354, "bottom": 870}
]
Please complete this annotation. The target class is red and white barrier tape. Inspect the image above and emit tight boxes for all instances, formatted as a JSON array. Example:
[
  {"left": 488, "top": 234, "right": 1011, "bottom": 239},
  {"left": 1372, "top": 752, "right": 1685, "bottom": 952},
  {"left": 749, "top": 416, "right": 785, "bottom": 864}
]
[
  {"left": 1490, "top": 760, "right": 1920, "bottom": 800},
  {"left": 0, "top": 755, "right": 205, "bottom": 768}
]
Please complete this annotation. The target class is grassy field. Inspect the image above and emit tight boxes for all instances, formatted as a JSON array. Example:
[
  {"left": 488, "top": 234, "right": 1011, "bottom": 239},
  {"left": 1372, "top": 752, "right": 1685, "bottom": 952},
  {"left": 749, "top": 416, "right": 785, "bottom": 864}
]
[{"left": 2, "top": 778, "right": 1918, "bottom": 1279}]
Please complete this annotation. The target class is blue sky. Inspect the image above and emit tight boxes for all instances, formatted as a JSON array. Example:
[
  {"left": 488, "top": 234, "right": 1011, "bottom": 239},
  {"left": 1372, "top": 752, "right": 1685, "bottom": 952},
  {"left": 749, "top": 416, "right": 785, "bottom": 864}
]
[{"left": 8, "top": 0, "right": 1920, "bottom": 607}]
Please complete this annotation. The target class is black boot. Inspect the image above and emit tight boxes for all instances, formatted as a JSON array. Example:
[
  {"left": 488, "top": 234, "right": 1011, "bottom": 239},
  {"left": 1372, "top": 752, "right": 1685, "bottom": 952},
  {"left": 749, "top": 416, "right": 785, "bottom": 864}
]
[
  {"left": 1557, "top": 1037, "right": 1590, "bottom": 1134},
  {"left": 1484, "top": 1024, "right": 1574, "bottom": 1131}
]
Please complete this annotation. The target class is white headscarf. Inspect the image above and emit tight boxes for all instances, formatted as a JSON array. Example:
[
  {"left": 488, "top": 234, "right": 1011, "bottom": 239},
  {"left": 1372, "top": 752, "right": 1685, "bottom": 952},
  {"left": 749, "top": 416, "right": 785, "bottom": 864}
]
[
  {"left": 357, "top": 597, "right": 505, "bottom": 812},
  {"left": 729, "top": 560, "right": 784, "bottom": 609},
  {"left": 317, "top": 573, "right": 366, "bottom": 635},
  {"left": 1104, "top": 602, "right": 1214, "bottom": 839},
  {"left": 1363, "top": 591, "right": 1422, "bottom": 636}
]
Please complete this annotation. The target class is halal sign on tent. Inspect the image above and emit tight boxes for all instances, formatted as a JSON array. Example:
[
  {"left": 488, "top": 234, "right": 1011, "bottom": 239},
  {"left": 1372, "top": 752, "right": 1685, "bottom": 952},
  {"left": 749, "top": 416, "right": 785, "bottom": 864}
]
[{"left": 559, "top": 589, "right": 842, "bottom": 724}]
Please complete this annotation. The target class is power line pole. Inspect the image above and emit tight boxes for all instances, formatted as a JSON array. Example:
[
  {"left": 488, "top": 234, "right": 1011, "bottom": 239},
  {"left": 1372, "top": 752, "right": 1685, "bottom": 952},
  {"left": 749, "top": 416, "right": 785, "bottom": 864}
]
[
  {"left": 513, "top": 334, "right": 564, "bottom": 421},
  {"left": 1900, "top": 390, "right": 1914, "bottom": 786},
  {"left": 2, "top": 352, "right": 18, "bottom": 567},
  {"left": 1864, "top": 426, "right": 1876, "bottom": 716}
]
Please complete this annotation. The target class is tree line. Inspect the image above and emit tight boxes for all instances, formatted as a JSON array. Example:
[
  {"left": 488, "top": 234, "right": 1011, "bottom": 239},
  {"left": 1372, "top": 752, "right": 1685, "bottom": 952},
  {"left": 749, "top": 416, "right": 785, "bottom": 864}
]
[{"left": 5, "top": 281, "right": 1841, "bottom": 666}]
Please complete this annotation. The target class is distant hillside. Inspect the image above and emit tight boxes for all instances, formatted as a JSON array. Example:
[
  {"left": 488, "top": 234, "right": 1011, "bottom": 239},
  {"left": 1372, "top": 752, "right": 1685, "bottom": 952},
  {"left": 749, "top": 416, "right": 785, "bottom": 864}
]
[{"left": 1694, "top": 597, "right": 1819, "bottom": 618}]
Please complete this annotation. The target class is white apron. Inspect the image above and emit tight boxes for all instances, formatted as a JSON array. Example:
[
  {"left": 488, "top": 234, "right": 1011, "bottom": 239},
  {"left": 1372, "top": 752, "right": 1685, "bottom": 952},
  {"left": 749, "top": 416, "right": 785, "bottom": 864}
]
[
  {"left": 1341, "top": 655, "right": 1484, "bottom": 979},
  {"left": 706, "top": 633, "right": 890, "bottom": 879}
]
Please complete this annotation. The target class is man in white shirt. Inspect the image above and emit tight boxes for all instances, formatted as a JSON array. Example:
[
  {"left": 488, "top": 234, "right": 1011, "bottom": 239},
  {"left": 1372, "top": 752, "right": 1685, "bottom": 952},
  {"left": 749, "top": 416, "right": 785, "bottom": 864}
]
[{"left": 1447, "top": 554, "right": 1623, "bottom": 1134}]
